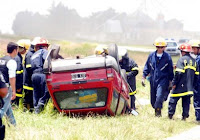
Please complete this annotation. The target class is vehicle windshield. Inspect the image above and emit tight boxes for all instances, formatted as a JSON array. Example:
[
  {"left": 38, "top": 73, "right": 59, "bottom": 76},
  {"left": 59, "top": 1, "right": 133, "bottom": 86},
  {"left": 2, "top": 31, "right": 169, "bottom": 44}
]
[
  {"left": 167, "top": 42, "right": 177, "bottom": 47},
  {"left": 54, "top": 88, "right": 108, "bottom": 109}
]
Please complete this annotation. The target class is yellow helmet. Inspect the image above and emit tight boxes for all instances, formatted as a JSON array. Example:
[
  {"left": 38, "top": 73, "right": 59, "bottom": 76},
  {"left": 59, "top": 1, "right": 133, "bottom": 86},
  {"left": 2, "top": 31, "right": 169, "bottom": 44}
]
[
  {"left": 153, "top": 37, "right": 167, "bottom": 47},
  {"left": 17, "top": 39, "right": 31, "bottom": 50},
  {"left": 189, "top": 40, "right": 200, "bottom": 47},
  {"left": 94, "top": 45, "right": 108, "bottom": 55}
]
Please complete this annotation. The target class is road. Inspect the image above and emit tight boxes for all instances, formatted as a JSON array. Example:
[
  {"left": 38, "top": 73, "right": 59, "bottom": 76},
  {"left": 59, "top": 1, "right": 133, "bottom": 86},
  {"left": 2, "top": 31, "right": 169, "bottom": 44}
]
[{"left": 118, "top": 46, "right": 155, "bottom": 53}]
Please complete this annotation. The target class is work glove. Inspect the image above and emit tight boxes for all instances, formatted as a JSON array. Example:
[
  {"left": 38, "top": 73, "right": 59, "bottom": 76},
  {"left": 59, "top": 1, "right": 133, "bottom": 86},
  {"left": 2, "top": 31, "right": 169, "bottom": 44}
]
[{"left": 141, "top": 77, "right": 146, "bottom": 87}]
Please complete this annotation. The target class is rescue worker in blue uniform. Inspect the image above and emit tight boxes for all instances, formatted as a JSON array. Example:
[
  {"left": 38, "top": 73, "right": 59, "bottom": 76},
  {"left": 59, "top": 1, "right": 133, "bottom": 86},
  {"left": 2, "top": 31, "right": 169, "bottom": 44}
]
[
  {"left": 23, "top": 40, "right": 35, "bottom": 111},
  {"left": 191, "top": 41, "right": 200, "bottom": 122},
  {"left": 119, "top": 48, "right": 139, "bottom": 110},
  {"left": 31, "top": 37, "right": 50, "bottom": 114},
  {"left": 12, "top": 39, "right": 30, "bottom": 106},
  {"left": 168, "top": 43, "right": 198, "bottom": 120},
  {"left": 142, "top": 37, "right": 174, "bottom": 117}
]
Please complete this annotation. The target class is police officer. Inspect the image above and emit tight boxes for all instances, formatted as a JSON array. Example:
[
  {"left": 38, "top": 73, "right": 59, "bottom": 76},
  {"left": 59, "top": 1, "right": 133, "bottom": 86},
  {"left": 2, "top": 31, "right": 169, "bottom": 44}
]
[
  {"left": 0, "top": 71, "right": 8, "bottom": 140},
  {"left": 168, "top": 43, "right": 198, "bottom": 120},
  {"left": 119, "top": 48, "right": 138, "bottom": 111},
  {"left": 0, "top": 42, "right": 18, "bottom": 126},
  {"left": 191, "top": 40, "right": 200, "bottom": 122},
  {"left": 22, "top": 40, "right": 35, "bottom": 111},
  {"left": 31, "top": 37, "right": 50, "bottom": 114},
  {"left": 142, "top": 37, "right": 174, "bottom": 117},
  {"left": 12, "top": 39, "right": 30, "bottom": 106}
]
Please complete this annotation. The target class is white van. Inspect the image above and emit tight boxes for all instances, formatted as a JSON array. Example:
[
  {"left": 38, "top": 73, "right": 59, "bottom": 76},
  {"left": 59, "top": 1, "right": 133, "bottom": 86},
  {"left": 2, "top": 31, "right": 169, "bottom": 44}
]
[{"left": 165, "top": 39, "right": 180, "bottom": 55}]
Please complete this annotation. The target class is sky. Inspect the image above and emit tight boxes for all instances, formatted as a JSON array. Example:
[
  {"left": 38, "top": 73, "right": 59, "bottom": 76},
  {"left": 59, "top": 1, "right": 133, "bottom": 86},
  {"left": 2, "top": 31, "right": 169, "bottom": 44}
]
[{"left": 0, "top": 0, "right": 200, "bottom": 34}]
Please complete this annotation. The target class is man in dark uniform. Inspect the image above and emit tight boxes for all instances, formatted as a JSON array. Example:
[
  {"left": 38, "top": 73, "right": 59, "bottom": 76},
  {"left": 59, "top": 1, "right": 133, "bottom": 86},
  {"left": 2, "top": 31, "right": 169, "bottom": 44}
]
[
  {"left": 0, "top": 71, "right": 8, "bottom": 140},
  {"left": 31, "top": 37, "right": 50, "bottom": 114},
  {"left": 168, "top": 43, "right": 198, "bottom": 120},
  {"left": 12, "top": 39, "right": 30, "bottom": 106},
  {"left": 142, "top": 37, "right": 174, "bottom": 117},
  {"left": 119, "top": 48, "right": 139, "bottom": 111},
  {"left": 191, "top": 40, "right": 200, "bottom": 122},
  {"left": 23, "top": 40, "right": 35, "bottom": 111}
]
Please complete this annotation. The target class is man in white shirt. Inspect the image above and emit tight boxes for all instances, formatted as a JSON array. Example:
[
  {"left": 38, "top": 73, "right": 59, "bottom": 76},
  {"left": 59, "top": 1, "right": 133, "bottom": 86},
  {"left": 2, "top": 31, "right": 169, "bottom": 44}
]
[{"left": 0, "top": 42, "right": 18, "bottom": 126}]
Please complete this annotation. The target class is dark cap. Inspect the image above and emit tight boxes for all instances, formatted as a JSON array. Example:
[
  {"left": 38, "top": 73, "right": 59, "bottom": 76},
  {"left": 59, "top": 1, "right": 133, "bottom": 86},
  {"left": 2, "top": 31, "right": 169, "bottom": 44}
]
[{"left": 7, "top": 42, "right": 18, "bottom": 53}]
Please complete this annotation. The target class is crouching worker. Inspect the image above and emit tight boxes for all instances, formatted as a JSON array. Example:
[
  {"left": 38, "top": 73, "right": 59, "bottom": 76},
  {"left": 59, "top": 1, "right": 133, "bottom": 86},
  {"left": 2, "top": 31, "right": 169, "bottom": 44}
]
[
  {"left": 142, "top": 37, "right": 174, "bottom": 117},
  {"left": 168, "top": 43, "right": 198, "bottom": 120},
  {"left": 0, "top": 72, "right": 8, "bottom": 140},
  {"left": 31, "top": 37, "right": 50, "bottom": 114},
  {"left": 119, "top": 48, "right": 139, "bottom": 113}
]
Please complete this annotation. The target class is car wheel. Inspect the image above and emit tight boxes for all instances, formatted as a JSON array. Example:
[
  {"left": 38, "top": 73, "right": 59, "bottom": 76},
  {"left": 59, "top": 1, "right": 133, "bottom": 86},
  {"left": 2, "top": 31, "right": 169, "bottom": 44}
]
[{"left": 108, "top": 43, "right": 119, "bottom": 62}]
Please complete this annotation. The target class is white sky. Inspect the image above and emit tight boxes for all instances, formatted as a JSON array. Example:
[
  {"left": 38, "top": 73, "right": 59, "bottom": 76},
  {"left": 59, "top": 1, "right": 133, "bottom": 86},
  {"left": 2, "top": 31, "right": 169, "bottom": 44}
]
[{"left": 0, "top": 0, "right": 200, "bottom": 34}]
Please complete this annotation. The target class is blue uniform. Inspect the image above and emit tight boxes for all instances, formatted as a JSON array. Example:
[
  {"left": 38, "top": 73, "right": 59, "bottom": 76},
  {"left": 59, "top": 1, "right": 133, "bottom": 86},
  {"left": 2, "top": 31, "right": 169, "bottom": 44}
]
[
  {"left": 194, "top": 55, "right": 200, "bottom": 121},
  {"left": 143, "top": 51, "right": 174, "bottom": 109},
  {"left": 119, "top": 56, "right": 138, "bottom": 109},
  {"left": 168, "top": 54, "right": 198, "bottom": 119},
  {"left": 23, "top": 45, "right": 35, "bottom": 110},
  {"left": 12, "top": 53, "right": 23, "bottom": 105},
  {"left": 31, "top": 49, "right": 50, "bottom": 113}
]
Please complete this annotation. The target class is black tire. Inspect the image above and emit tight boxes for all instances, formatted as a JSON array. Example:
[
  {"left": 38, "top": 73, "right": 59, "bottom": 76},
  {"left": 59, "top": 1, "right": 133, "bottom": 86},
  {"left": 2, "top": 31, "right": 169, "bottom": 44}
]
[
  {"left": 108, "top": 43, "right": 119, "bottom": 62},
  {"left": 50, "top": 45, "right": 61, "bottom": 59}
]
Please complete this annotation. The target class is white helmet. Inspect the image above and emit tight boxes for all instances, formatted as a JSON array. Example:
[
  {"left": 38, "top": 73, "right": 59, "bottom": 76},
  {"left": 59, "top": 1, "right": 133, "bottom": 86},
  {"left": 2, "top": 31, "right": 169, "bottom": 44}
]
[{"left": 118, "top": 48, "right": 127, "bottom": 60}]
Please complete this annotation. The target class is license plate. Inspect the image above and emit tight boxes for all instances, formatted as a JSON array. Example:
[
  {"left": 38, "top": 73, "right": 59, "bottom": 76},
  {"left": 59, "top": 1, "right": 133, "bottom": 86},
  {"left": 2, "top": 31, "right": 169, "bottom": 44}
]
[{"left": 71, "top": 72, "right": 86, "bottom": 80}]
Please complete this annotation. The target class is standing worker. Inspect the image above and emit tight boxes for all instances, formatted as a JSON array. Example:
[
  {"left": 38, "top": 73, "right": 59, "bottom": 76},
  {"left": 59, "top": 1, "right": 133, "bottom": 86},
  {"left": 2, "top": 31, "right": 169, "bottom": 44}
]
[
  {"left": 31, "top": 37, "right": 50, "bottom": 114},
  {"left": 0, "top": 42, "right": 18, "bottom": 126},
  {"left": 119, "top": 48, "right": 139, "bottom": 112},
  {"left": 12, "top": 39, "right": 30, "bottom": 106},
  {"left": 168, "top": 43, "right": 198, "bottom": 120},
  {"left": 190, "top": 40, "right": 200, "bottom": 122},
  {"left": 142, "top": 37, "right": 174, "bottom": 117},
  {"left": 23, "top": 40, "right": 35, "bottom": 111}
]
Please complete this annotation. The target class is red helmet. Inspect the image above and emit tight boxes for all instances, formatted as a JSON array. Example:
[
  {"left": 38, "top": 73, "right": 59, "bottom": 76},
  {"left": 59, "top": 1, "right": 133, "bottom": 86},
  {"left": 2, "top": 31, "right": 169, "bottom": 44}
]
[{"left": 179, "top": 43, "right": 192, "bottom": 53}]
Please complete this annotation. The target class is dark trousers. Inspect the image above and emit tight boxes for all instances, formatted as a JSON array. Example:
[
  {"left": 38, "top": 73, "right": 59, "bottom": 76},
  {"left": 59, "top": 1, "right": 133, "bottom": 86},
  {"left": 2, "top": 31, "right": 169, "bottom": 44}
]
[
  {"left": 32, "top": 73, "right": 50, "bottom": 109},
  {"left": 23, "top": 89, "right": 34, "bottom": 109},
  {"left": 168, "top": 96, "right": 190, "bottom": 117},
  {"left": 0, "top": 118, "right": 5, "bottom": 140},
  {"left": 194, "top": 90, "right": 200, "bottom": 121},
  {"left": 130, "top": 95, "right": 136, "bottom": 109},
  {"left": 150, "top": 84, "right": 168, "bottom": 109}
]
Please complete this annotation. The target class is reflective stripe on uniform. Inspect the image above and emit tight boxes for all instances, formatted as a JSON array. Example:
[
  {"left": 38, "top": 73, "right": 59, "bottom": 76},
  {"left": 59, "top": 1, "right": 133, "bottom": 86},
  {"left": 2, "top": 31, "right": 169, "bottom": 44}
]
[
  {"left": 26, "top": 64, "right": 31, "bottom": 68},
  {"left": 195, "top": 72, "right": 200, "bottom": 75},
  {"left": 175, "top": 66, "right": 197, "bottom": 73},
  {"left": 131, "top": 67, "right": 139, "bottom": 71},
  {"left": 16, "top": 70, "right": 23, "bottom": 74},
  {"left": 16, "top": 93, "right": 23, "bottom": 98},
  {"left": 129, "top": 90, "right": 136, "bottom": 95},
  {"left": 23, "top": 85, "right": 33, "bottom": 90},
  {"left": 170, "top": 91, "right": 193, "bottom": 97},
  {"left": 175, "top": 68, "right": 185, "bottom": 73},
  {"left": 184, "top": 65, "right": 196, "bottom": 71}
]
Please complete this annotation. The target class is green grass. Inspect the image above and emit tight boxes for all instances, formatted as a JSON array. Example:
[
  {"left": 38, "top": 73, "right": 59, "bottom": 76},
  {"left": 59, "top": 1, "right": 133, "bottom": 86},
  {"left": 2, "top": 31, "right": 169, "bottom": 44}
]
[{"left": 5, "top": 100, "right": 197, "bottom": 140}]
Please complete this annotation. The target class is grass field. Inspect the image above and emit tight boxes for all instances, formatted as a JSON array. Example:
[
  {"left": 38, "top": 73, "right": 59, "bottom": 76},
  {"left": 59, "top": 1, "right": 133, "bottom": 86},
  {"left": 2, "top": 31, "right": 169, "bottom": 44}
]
[{"left": 0, "top": 39, "right": 198, "bottom": 140}]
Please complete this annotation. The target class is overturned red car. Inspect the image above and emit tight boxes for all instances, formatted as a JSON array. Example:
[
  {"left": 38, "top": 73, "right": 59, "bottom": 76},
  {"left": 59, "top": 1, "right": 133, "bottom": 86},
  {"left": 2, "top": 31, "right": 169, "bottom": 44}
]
[{"left": 44, "top": 44, "right": 131, "bottom": 116}]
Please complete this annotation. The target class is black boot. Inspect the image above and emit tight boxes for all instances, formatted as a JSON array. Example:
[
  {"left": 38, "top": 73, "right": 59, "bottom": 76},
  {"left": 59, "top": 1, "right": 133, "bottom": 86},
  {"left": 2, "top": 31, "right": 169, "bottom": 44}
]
[
  {"left": 168, "top": 114, "right": 173, "bottom": 119},
  {"left": 182, "top": 116, "right": 187, "bottom": 121},
  {"left": 155, "top": 108, "right": 161, "bottom": 117}
]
